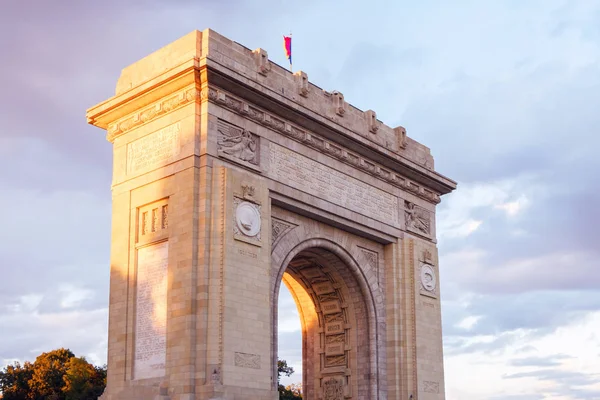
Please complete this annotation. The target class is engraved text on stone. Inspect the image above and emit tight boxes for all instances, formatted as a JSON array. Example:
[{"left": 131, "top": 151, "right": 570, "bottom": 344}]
[
  {"left": 268, "top": 143, "right": 397, "bottom": 224},
  {"left": 134, "top": 242, "right": 168, "bottom": 379}
]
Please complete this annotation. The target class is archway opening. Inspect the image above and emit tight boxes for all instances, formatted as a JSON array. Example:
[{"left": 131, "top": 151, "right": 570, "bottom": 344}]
[
  {"left": 274, "top": 247, "right": 372, "bottom": 400},
  {"left": 277, "top": 279, "right": 303, "bottom": 395}
]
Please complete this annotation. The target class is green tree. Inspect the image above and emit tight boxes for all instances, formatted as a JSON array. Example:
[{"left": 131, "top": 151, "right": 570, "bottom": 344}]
[
  {"left": 28, "top": 348, "right": 75, "bottom": 400},
  {"left": 63, "top": 358, "right": 106, "bottom": 400},
  {"left": 277, "top": 360, "right": 294, "bottom": 380},
  {"left": 0, "top": 349, "right": 106, "bottom": 400},
  {"left": 0, "top": 361, "right": 33, "bottom": 400},
  {"left": 277, "top": 359, "right": 301, "bottom": 400}
]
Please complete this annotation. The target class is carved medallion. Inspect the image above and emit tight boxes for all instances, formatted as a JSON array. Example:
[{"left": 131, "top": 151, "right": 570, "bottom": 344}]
[
  {"left": 420, "top": 264, "right": 437, "bottom": 292},
  {"left": 235, "top": 201, "right": 261, "bottom": 237}
]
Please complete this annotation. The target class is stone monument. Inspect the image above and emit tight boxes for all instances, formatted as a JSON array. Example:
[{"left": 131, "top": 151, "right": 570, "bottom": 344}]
[{"left": 86, "top": 29, "right": 456, "bottom": 400}]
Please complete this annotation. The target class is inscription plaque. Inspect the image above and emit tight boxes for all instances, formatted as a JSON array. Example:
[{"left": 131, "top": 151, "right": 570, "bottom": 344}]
[
  {"left": 300, "top": 268, "right": 323, "bottom": 279},
  {"left": 127, "top": 122, "right": 181, "bottom": 175},
  {"left": 313, "top": 282, "right": 335, "bottom": 295},
  {"left": 268, "top": 143, "right": 398, "bottom": 224},
  {"left": 325, "top": 322, "right": 345, "bottom": 335},
  {"left": 134, "top": 242, "right": 168, "bottom": 379},
  {"left": 321, "top": 300, "right": 342, "bottom": 315},
  {"left": 325, "top": 343, "right": 345, "bottom": 356}
]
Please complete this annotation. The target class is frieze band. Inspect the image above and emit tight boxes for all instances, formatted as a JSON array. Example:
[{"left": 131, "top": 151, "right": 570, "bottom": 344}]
[
  {"left": 106, "top": 84, "right": 441, "bottom": 205},
  {"left": 107, "top": 87, "right": 202, "bottom": 142},
  {"left": 208, "top": 87, "right": 442, "bottom": 205}
]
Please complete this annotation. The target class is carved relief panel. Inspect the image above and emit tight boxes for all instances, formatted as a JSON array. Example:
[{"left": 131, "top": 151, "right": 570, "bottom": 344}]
[
  {"left": 404, "top": 200, "right": 434, "bottom": 238},
  {"left": 271, "top": 218, "right": 296, "bottom": 248},
  {"left": 359, "top": 247, "right": 379, "bottom": 283},
  {"left": 234, "top": 352, "right": 261, "bottom": 369},
  {"left": 322, "top": 377, "right": 344, "bottom": 400},
  {"left": 217, "top": 119, "right": 260, "bottom": 170}
]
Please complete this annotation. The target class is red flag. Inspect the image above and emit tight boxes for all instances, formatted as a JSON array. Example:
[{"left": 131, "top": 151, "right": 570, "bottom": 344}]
[{"left": 283, "top": 35, "right": 292, "bottom": 66}]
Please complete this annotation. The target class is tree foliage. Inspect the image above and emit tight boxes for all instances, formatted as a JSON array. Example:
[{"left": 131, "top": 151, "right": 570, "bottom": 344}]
[
  {"left": 2, "top": 351, "right": 296, "bottom": 400},
  {"left": 0, "top": 362, "right": 33, "bottom": 400},
  {"left": 277, "top": 359, "right": 301, "bottom": 400},
  {"left": 277, "top": 360, "right": 294, "bottom": 379},
  {"left": 0, "top": 348, "right": 106, "bottom": 400}
]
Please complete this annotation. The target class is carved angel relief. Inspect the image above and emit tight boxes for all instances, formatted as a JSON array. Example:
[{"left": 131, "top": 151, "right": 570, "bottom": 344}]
[
  {"left": 217, "top": 120, "right": 259, "bottom": 165},
  {"left": 404, "top": 200, "right": 432, "bottom": 236}
]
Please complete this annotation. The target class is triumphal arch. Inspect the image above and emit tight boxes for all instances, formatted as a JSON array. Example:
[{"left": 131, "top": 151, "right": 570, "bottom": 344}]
[{"left": 87, "top": 29, "right": 456, "bottom": 400}]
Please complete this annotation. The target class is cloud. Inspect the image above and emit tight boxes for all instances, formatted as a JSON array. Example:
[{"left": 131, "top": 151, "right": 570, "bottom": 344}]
[
  {"left": 0, "top": 301, "right": 107, "bottom": 364},
  {"left": 505, "top": 369, "right": 600, "bottom": 398},
  {"left": 509, "top": 354, "right": 572, "bottom": 368},
  {"left": 488, "top": 395, "right": 545, "bottom": 400},
  {"left": 445, "top": 311, "right": 600, "bottom": 399},
  {"left": 455, "top": 315, "right": 482, "bottom": 331},
  {"left": 1, "top": 1, "right": 600, "bottom": 400},
  {"left": 278, "top": 287, "right": 302, "bottom": 385},
  {"left": 495, "top": 195, "right": 530, "bottom": 217},
  {"left": 443, "top": 249, "right": 600, "bottom": 296}
]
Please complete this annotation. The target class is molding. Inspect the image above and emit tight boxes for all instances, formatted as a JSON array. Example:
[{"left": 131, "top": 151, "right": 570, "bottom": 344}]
[
  {"left": 270, "top": 191, "right": 398, "bottom": 245},
  {"left": 105, "top": 86, "right": 203, "bottom": 142},
  {"left": 409, "top": 239, "right": 418, "bottom": 399},
  {"left": 206, "top": 64, "right": 456, "bottom": 196},
  {"left": 209, "top": 87, "right": 442, "bottom": 205}
]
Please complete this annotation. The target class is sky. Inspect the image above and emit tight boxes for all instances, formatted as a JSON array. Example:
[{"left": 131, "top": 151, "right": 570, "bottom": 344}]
[{"left": 1, "top": 0, "right": 599, "bottom": 399}]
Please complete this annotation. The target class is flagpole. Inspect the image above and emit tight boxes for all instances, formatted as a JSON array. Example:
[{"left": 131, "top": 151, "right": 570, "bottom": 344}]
[{"left": 289, "top": 32, "right": 293, "bottom": 73}]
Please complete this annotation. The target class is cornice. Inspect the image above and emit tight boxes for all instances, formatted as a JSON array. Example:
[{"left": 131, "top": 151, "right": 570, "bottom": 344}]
[
  {"left": 205, "top": 63, "right": 456, "bottom": 196},
  {"left": 86, "top": 58, "right": 200, "bottom": 134},
  {"left": 105, "top": 86, "right": 202, "bottom": 142},
  {"left": 88, "top": 56, "right": 454, "bottom": 199},
  {"left": 208, "top": 86, "right": 442, "bottom": 205},
  {"left": 101, "top": 80, "right": 446, "bottom": 204}
]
